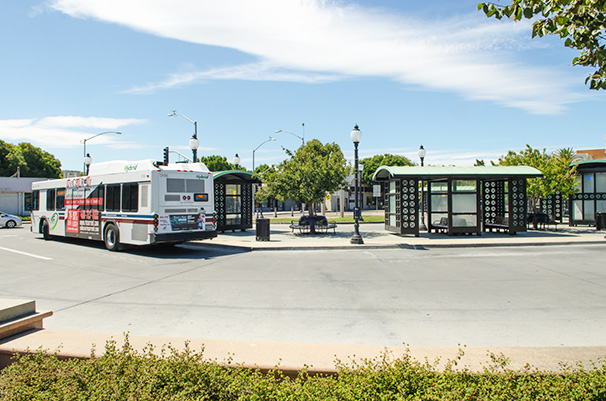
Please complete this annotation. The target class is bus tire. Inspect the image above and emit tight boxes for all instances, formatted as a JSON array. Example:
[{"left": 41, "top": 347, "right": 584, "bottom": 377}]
[
  {"left": 41, "top": 220, "right": 51, "bottom": 241},
  {"left": 104, "top": 224, "right": 121, "bottom": 251}
]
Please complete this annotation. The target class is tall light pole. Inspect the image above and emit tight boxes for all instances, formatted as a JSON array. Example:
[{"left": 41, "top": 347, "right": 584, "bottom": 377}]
[
  {"left": 168, "top": 110, "right": 199, "bottom": 162},
  {"left": 82, "top": 131, "right": 122, "bottom": 174},
  {"left": 274, "top": 125, "right": 304, "bottom": 147},
  {"left": 418, "top": 145, "right": 427, "bottom": 231},
  {"left": 350, "top": 125, "right": 363, "bottom": 244},
  {"left": 252, "top": 136, "right": 276, "bottom": 217}
]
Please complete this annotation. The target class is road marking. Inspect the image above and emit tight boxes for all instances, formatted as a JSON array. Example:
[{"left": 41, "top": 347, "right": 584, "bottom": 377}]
[{"left": 0, "top": 246, "right": 53, "bottom": 260}]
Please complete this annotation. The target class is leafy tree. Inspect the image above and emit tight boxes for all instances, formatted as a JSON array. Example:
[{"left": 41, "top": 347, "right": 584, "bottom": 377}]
[
  {"left": 478, "top": 0, "right": 606, "bottom": 90},
  {"left": 198, "top": 155, "right": 244, "bottom": 172},
  {"left": 359, "top": 154, "right": 415, "bottom": 186},
  {"left": 259, "top": 139, "right": 348, "bottom": 217},
  {"left": 475, "top": 159, "right": 486, "bottom": 166},
  {"left": 493, "top": 144, "right": 578, "bottom": 210},
  {"left": 0, "top": 141, "right": 62, "bottom": 178}
]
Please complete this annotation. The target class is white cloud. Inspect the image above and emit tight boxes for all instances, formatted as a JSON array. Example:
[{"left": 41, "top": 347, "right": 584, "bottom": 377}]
[
  {"left": 0, "top": 116, "right": 147, "bottom": 149},
  {"left": 123, "top": 62, "right": 343, "bottom": 94},
  {"left": 52, "top": 0, "right": 582, "bottom": 114}
]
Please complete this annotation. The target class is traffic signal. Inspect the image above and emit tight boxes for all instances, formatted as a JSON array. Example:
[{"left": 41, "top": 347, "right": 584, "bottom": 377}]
[{"left": 163, "top": 147, "right": 169, "bottom": 165}]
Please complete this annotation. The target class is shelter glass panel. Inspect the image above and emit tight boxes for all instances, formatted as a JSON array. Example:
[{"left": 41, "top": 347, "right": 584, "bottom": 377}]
[
  {"left": 430, "top": 182, "right": 448, "bottom": 193},
  {"left": 389, "top": 214, "right": 396, "bottom": 226},
  {"left": 432, "top": 212, "right": 448, "bottom": 225},
  {"left": 452, "top": 180, "right": 476, "bottom": 192},
  {"left": 596, "top": 173, "right": 606, "bottom": 192},
  {"left": 572, "top": 200, "right": 582, "bottom": 220},
  {"left": 389, "top": 195, "right": 396, "bottom": 213},
  {"left": 226, "top": 184, "right": 241, "bottom": 195},
  {"left": 226, "top": 196, "right": 241, "bottom": 214},
  {"left": 574, "top": 176, "right": 582, "bottom": 192},
  {"left": 226, "top": 214, "right": 241, "bottom": 225},
  {"left": 430, "top": 194, "right": 448, "bottom": 212},
  {"left": 584, "top": 200, "right": 594, "bottom": 220},
  {"left": 597, "top": 200, "right": 606, "bottom": 213},
  {"left": 452, "top": 194, "right": 476, "bottom": 213},
  {"left": 583, "top": 173, "right": 594, "bottom": 193},
  {"left": 452, "top": 214, "right": 476, "bottom": 227}
]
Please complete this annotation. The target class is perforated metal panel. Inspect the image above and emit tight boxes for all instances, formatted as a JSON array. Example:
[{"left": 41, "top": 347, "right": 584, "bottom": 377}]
[
  {"left": 400, "top": 179, "right": 419, "bottom": 235},
  {"left": 214, "top": 182, "right": 226, "bottom": 229},
  {"left": 482, "top": 180, "right": 505, "bottom": 226},
  {"left": 541, "top": 193, "right": 562, "bottom": 222},
  {"left": 241, "top": 183, "right": 253, "bottom": 226},
  {"left": 510, "top": 179, "right": 527, "bottom": 232}
]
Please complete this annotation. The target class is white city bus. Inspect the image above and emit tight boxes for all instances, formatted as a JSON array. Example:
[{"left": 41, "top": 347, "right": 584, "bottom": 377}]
[{"left": 30, "top": 160, "right": 217, "bottom": 251}]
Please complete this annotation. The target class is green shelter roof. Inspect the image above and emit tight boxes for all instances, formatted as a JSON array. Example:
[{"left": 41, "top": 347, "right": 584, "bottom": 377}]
[
  {"left": 572, "top": 159, "right": 606, "bottom": 168},
  {"left": 372, "top": 165, "right": 543, "bottom": 181},
  {"left": 212, "top": 170, "right": 261, "bottom": 183}
]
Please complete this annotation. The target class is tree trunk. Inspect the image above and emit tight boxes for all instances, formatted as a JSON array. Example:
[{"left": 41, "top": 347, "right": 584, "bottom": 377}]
[{"left": 308, "top": 202, "right": 317, "bottom": 234}]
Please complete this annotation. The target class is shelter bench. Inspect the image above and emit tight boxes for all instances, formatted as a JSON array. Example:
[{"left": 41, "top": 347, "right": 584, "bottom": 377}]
[
  {"left": 527, "top": 213, "right": 558, "bottom": 231},
  {"left": 484, "top": 216, "right": 511, "bottom": 233},
  {"left": 431, "top": 217, "right": 449, "bottom": 234}
]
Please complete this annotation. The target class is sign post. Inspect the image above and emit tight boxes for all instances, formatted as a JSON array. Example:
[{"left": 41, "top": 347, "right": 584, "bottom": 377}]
[{"left": 373, "top": 184, "right": 381, "bottom": 210}]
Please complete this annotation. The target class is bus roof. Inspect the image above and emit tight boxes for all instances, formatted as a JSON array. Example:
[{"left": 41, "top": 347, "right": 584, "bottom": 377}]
[{"left": 89, "top": 160, "right": 211, "bottom": 176}]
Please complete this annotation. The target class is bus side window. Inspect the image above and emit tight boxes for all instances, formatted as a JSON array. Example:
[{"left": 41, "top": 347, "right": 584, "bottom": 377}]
[
  {"left": 56, "top": 188, "right": 66, "bottom": 211},
  {"left": 32, "top": 190, "right": 39, "bottom": 211},
  {"left": 106, "top": 184, "right": 121, "bottom": 212},
  {"left": 46, "top": 189, "right": 55, "bottom": 211},
  {"left": 122, "top": 183, "right": 139, "bottom": 212}
]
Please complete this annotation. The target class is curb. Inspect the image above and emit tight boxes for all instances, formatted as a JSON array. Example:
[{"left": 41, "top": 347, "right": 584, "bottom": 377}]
[{"left": 190, "top": 239, "right": 604, "bottom": 252}]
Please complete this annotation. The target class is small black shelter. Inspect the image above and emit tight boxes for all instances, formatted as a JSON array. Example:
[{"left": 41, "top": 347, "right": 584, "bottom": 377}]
[
  {"left": 373, "top": 166, "right": 542, "bottom": 236},
  {"left": 213, "top": 170, "right": 260, "bottom": 233}
]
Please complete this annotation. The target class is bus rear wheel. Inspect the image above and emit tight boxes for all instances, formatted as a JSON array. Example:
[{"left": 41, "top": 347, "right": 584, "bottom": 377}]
[
  {"left": 42, "top": 221, "right": 51, "bottom": 241},
  {"left": 104, "top": 225, "right": 121, "bottom": 251}
]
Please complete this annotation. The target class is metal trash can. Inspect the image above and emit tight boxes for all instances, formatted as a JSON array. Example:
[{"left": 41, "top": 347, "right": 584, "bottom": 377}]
[
  {"left": 596, "top": 212, "right": 606, "bottom": 231},
  {"left": 256, "top": 218, "right": 270, "bottom": 241}
]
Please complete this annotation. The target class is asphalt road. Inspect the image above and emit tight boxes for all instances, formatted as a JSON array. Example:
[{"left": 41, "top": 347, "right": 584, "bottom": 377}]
[{"left": 1, "top": 226, "right": 605, "bottom": 347}]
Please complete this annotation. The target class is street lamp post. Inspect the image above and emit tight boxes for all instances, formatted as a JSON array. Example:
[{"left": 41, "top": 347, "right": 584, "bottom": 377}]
[
  {"left": 252, "top": 136, "right": 276, "bottom": 217},
  {"left": 350, "top": 125, "right": 363, "bottom": 244},
  {"left": 418, "top": 145, "right": 427, "bottom": 231},
  {"left": 274, "top": 125, "right": 304, "bottom": 147},
  {"left": 82, "top": 131, "right": 122, "bottom": 175},
  {"left": 168, "top": 110, "right": 199, "bottom": 162}
]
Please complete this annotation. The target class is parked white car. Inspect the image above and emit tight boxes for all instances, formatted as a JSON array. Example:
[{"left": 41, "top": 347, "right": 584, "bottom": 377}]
[{"left": 0, "top": 211, "right": 22, "bottom": 228}]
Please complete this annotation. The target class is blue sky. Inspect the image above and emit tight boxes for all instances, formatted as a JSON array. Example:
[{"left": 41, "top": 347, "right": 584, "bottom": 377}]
[{"left": 1, "top": 0, "right": 604, "bottom": 173}]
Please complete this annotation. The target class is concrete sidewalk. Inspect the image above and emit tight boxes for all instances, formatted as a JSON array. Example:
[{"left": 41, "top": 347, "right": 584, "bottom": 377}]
[{"left": 196, "top": 220, "right": 606, "bottom": 251}]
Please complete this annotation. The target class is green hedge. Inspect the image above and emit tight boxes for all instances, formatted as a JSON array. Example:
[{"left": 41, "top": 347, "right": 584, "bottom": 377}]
[{"left": 1, "top": 338, "right": 605, "bottom": 400}]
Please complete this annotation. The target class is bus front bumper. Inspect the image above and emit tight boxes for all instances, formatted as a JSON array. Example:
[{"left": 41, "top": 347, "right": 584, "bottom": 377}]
[{"left": 151, "top": 230, "right": 218, "bottom": 244}]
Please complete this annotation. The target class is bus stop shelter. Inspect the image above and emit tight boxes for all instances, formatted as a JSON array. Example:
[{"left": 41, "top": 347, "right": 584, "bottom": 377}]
[
  {"left": 372, "top": 166, "right": 542, "bottom": 236},
  {"left": 213, "top": 170, "right": 260, "bottom": 233},
  {"left": 569, "top": 159, "right": 606, "bottom": 226}
]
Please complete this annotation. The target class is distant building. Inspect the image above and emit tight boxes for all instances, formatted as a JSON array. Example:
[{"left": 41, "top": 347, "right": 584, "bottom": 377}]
[
  {"left": 577, "top": 149, "right": 606, "bottom": 160},
  {"left": 0, "top": 177, "right": 47, "bottom": 216},
  {"left": 62, "top": 170, "right": 81, "bottom": 178}
]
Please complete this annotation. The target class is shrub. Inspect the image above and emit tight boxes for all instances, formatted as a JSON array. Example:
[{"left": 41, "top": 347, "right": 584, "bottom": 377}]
[{"left": 1, "top": 338, "right": 605, "bottom": 400}]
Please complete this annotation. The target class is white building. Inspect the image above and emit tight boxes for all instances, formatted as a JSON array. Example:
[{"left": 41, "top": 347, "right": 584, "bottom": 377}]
[{"left": 0, "top": 177, "right": 47, "bottom": 216}]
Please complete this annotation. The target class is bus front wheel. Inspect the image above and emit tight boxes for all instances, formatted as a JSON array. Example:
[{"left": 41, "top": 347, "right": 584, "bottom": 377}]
[{"left": 104, "top": 225, "right": 121, "bottom": 251}]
